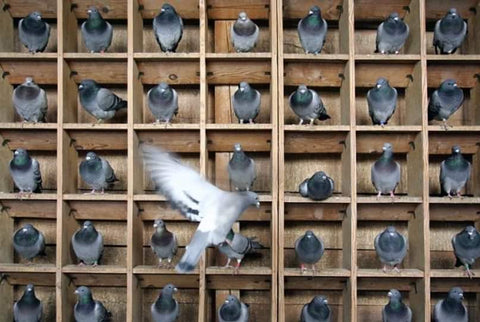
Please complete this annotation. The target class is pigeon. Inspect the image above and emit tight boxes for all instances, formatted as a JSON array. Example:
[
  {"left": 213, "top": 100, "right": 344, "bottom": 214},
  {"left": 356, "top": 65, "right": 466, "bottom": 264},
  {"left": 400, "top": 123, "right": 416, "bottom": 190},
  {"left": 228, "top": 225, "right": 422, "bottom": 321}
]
[
  {"left": 289, "top": 85, "right": 330, "bottom": 125},
  {"left": 295, "top": 230, "right": 324, "bottom": 274},
  {"left": 12, "top": 77, "right": 48, "bottom": 123},
  {"left": 81, "top": 7, "right": 113, "bottom": 53},
  {"left": 452, "top": 226, "right": 480, "bottom": 279},
  {"left": 440, "top": 145, "right": 471, "bottom": 198},
  {"left": 13, "top": 224, "right": 46, "bottom": 262},
  {"left": 74, "top": 286, "right": 111, "bottom": 322},
  {"left": 9, "top": 149, "right": 42, "bottom": 194},
  {"left": 371, "top": 143, "right": 401, "bottom": 199},
  {"left": 232, "top": 82, "right": 261, "bottom": 124},
  {"left": 231, "top": 12, "right": 259, "bottom": 52},
  {"left": 367, "top": 78, "right": 397, "bottom": 126},
  {"left": 218, "top": 295, "right": 249, "bottom": 322},
  {"left": 299, "top": 171, "right": 334, "bottom": 201},
  {"left": 78, "top": 79, "right": 127, "bottom": 122},
  {"left": 151, "top": 284, "right": 179, "bottom": 322},
  {"left": 79, "top": 152, "right": 118, "bottom": 193},
  {"left": 300, "top": 295, "right": 332, "bottom": 322},
  {"left": 147, "top": 82, "right": 178, "bottom": 124},
  {"left": 297, "top": 6, "right": 328, "bottom": 54},
  {"left": 71, "top": 220, "right": 104, "bottom": 266},
  {"left": 217, "top": 229, "right": 263, "bottom": 273},
  {"left": 141, "top": 144, "right": 260, "bottom": 273},
  {"left": 433, "top": 287, "right": 468, "bottom": 322},
  {"left": 18, "top": 11, "right": 50, "bottom": 53},
  {"left": 228, "top": 143, "right": 256, "bottom": 191},
  {"left": 153, "top": 3, "right": 183, "bottom": 53},
  {"left": 428, "top": 79, "right": 464, "bottom": 129},
  {"left": 13, "top": 284, "right": 43, "bottom": 322},
  {"left": 382, "top": 289, "right": 412, "bottom": 322},
  {"left": 151, "top": 219, "right": 178, "bottom": 267},
  {"left": 433, "top": 8, "right": 467, "bottom": 55},
  {"left": 375, "top": 12, "right": 409, "bottom": 54},
  {"left": 374, "top": 226, "right": 407, "bottom": 273}
]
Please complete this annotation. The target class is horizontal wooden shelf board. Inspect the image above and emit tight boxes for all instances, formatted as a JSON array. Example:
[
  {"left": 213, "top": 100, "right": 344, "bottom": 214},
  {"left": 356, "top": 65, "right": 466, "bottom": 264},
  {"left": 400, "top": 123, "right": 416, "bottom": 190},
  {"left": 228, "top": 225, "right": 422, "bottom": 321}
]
[
  {"left": 283, "top": 268, "right": 351, "bottom": 277},
  {"left": 134, "top": 124, "right": 201, "bottom": 130},
  {"left": 0, "top": 193, "right": 58, "bottom": 200},
  {"left": 283, "top": 53, "right": 349, "bottom": 61},
  {"left": 357, "top": 269, "right": 424, "bottom": 278},
  {"left": 133, "top": 53, "right": 201, "bottom": 60},
  {"left": 0, "top": 263, "right": 56, "bottom": 273},
  {"left": 206, "top": 274, "right": 271, "bottom": 290},
  {"left": 283, "top": 193, "right": 351, "bottom": 204},
  {"left": 0, "top": 53, "right": 57, "bottom": 60},
  {"left": 206, "top": 53, "right": 272, "bottom": 59},
  {"left": 429, "top": 197, "right": 480, "bottom": 204},
  {"left": 426, "top": 55, "right": 480, "bottom": 61},
  {"left": 133, "top": 265, "right": 200, "bottom": 275},
  {"left": 63, "top": 194, "right": 128, "bottom": 201},
  {"left": 354, "top": 54, "right": 421, "bottom": 61},
  {"left": 283, "top": 125, "right": 350, "bottom": 132},
  {"left": 0, "top": 123, "right": 58, "bottom": 130},
  {"left": 206, "top": 124, "right": 273, "bottom": 130},
  {"left": 63, "top": 53, "right": 128, "bottom": 60},
  {"left": 430, "top": 269, "right": 480, "bottom": 278},
  {"left": 356, "top": 195, "right": 423, "bottom": 204},
  {"left": 134, "top": 193, "right": 272, "bottom": 202},
  {"left": 206, "top": 267, "right": 272, "bottom": 275},
  {"left": 428, "top": 125, "right": 480, "bottom": 132},
  {"left": 355, "top": 125, "right": 422, "bottom": 132},
  {"left": 62, "top": 123, "right": 128, "bottom": 130},
  {"left": 62, "top": 265, "right": 127, "bottom": 274}
]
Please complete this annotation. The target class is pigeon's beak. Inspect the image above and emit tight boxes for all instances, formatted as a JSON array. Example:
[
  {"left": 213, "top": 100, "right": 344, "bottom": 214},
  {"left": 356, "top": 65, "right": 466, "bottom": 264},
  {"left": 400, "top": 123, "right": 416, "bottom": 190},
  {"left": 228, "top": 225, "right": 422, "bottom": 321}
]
[
  {"left": 459, "top": 293, "right": 464, "bottom": 300},
  {"left": 174, "top": 287, "right": 178, "bottom": 292},
  {"left": 78, "top": 84, "right": 84, "bottom": 90},
  {"left": 468, "top": 231, "right": 474, "bottom": 238},
  {"left": 37, "top": 15, "right": 42, "bottom": 20},
  {"left": 382, "top": 147, "right": 387, "bottom": 151},
  {"left": 453, "top": 83, "right": 458, "bottom": 87},
  {"left": 86, "top": 156, "right": 91, "bottom": 161},
  {"left": 240, "top": 87, "right": 245, "bottom": 92},
  {"left": 309, "top": 10, "right": 313, "bottom": 14},
  {"left": 153, "top": 223, "right": 158, "bottom": 228},
  {"left": 256, "top": 201, "right": 260, "bottom": 208},
  {"left": 161, "top": 8, "right": 165, "bottom": 12},
  {"left": 388, "top": 291, "right": 392, "bottom": 297},
  {"left": 451, "top": 12, "right": 457, "bottom": 17},
  {"left": 324, "top": 299, "right": 328, "bottom": 304},
  {"left": 87, "top": 9, "right": 92, "bottom": 14},
  {"left": 74, "top": 290, "right": 79, "bottom": 295},
  {"left": 376, "top": 84, "right": 382, "bottom": 89},
  {"left": 393, "top": 16, "right": 399, "bottom": 21}
]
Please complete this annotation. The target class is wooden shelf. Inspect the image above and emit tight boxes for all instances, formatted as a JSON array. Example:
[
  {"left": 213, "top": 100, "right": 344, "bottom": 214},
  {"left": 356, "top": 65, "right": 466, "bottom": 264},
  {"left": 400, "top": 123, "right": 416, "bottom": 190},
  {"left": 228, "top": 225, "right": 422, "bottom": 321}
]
[
  {"left": 430, "top": 269, "right": 480, "bottom": 278},
  {"left": 0, "top": 193, "right": 58, "bottom": 200},
  {"left": 283, "top": 268, "right": 351, "bottom": 277},
  {"left": 283, "top": 193, "right": 351, "bottom": 204},
  {"left": 133, "top": 265, "right": 200, "bottom": 275},
  {"left": 357, "top": 268, "right": 424, "bottom": 278},
  {"left": 355, "top": 54, "right": 421, "bottom": 61},
  {"left": 0, "top": 123, "right": 58, "bottom": 129},
  {"left": 63, "top": 194, "right": 128, "bottom": 201},
  {"left": 62, "top": 265, "right": 127, "bottom": 274},
  {"left": 0, "top": 263, "right": 56, "bottom": 273}
]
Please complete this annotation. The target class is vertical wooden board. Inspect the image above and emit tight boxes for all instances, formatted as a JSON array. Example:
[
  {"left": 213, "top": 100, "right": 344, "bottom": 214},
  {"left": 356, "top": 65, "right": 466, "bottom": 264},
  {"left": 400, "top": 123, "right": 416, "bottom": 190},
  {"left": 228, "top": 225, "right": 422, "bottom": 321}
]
[
  {"left": 0, "top": 7, "right": 14, "bottom": 52},
  {"left": 0, "top": 71, "right": 14, "bottom": 122}
]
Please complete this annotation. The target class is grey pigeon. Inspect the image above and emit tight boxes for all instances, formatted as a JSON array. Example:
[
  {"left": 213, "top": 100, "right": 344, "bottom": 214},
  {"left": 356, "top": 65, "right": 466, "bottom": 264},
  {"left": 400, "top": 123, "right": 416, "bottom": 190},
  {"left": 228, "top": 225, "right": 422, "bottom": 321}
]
[
  {"left": 151, "top": 284, "right": 179, "bottom": 322},
  {"left": 371, "top": 143, "right": 400, "bottom": 199},
  {"left": 13, "top": 224, "right": 45, "bottom": 262},
  {"left": 299, "top": 171, "right": 334, "bottom": 201},
  {"left": 300, "top": 295, "right": 331, "bottom": 322},
  {"left": 289, "top": 85, "right": 330, "bottom": 125},
  {"left": 141, "top": 144, "right": 260, "bottom": 273},
  {"left": 428, "top": 79, "right": 464, "bottom": 129},
  {"left": 78, "top": 79, "right": 127, "bottom": 122},
  {"left": 153, "top": 3, "right": 183, "bottom": 53},
  {"left": 218, "top": 229, "right": 263, "bottom": 273},
  {"left": 374, "top": 226, "right": 407, "bottom": 272},
  {"left": 9, "top": 149, "right": 42, "bottom": 194},
  {"left": 452, "top": 226, "right": 480, "bottom": 279},
  {"left": 440, "top": 145, "right": 471, "bottom": 198},
  {"left": 218, "top": 295, "right": 249, "bottom": 322},
  {"left": 433, "top": 287, "right": 468, "bottom": 322},
  {"left": 375, "top": 12, "right": 409, "bottom": 54},
  {"left": 295, "top": 230, "right": 325, "bottom": 274},
  {"left": 81, "top": 7, "right": 113, "bottom": 53},
  {"left": 382, "top": 289, "right": 412, "bottom": 322},
  {"left": 79, "top": 152, "right": 118, "bottom": 193},
  {"left": 147, "top": 82, "right": 178, "bottom": 124},
  {"left": 18, "top": 11, "right": 50, "bottom": 53},
  {"left": 151, "top": 219, "right": 178, "bottom": 267},
  {"left": 297, "top": 6, "right": 328, "bottom": 54},
  {"left": 231, "top": 12, "right": 259, "bottom": 52},
  {"left": 12, "top": 77, "right": 48, "bottom": 123},
  {"left": 232, "top": 82, "right": 260, "bottom": 124},
  {"left": 367, "top": 78, "right": 397, "bottom": 126},
  {"left": 433, "top": 8, "right": 467, "bottom": 55},
  {"left": 74, "top": 286, "right": 111, "bottom": 322},
  {"left": 13, "top": 284, "right": 43, "bottom": 322},
  {"left": 228, "top": 143, "right": 256, "bottom": 191},
  {"left": 71, "top": 220, "right": 104, "bottom": 266}
]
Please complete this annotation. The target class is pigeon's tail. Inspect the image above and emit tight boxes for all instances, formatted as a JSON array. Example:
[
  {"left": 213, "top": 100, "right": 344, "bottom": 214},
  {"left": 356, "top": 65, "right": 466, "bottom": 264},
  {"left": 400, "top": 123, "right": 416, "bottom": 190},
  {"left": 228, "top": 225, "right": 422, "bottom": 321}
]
[
  {"left": 454, "top": 256, "right": 463, "bottom": 268},
  {"left": 248, "top": 237, "right": 265, "bottom": 253},
  {"left": 115, "top": 99, "right": 128, "bottom": 110},
  {"left": 299, "top": 179, "right": 309, "bottom": 197},
  {"left": 176, "top": 230, "right": 209, "bottom": 273},
  {"left": 318, "top": 113, "right": 331, "bottom": 121}
]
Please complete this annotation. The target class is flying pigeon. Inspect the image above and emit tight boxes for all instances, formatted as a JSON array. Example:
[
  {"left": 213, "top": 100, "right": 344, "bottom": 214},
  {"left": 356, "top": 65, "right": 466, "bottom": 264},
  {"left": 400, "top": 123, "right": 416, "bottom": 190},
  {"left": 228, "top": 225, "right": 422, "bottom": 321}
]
[
  {"left": 151, "top": 219, "right": 178, "bottom": 267},
  {"left": 218, "top": 295, "right": 249, "bottom": 322},
  {"left": 153, "top": 3, "right": 183, "bottom": 52},
  {"left": 374, "top": 226, "right": 407, "bottom": 273},
  {"left": 367, "top": 78, "right": 397, "bottom": 126},
  {"left": 433, "top": 8, "right": 467, "bottom": 55},
  {"left": 452, "top": 226, "right": 480, "bottom": 279},
  {"left": 228, "top": 143, "right": 256, "bottom": 191},
  {"left": 231, "top": 12, "right": 259, "bottom": 52},
  {"left": 232, "top": 82, "right": 261, "bottom": 124},
  {"left": 297, "top": 6, "right": 328, "bottom": 54},
  {"left": 9, "top": 149, "right": 42, "bottom": 195},
  {"left": 19, "top": 11, "right": 50, "bottom": 53},
  {"left": 433, "top": 287, "right": 467, "bottom": 322},
  {"left": 81, "top": 7, "right": 113, "bottom": 53},
  {"left": 295, "top": 230, "right": 325, "bottom": 274},
  {"left": 440, "top": 145, "right": 471, "bottom": 198},
  {"left": 151, "top": 284, "right": 179, "bottom": 322},
  {"left": 14, "top": 284, "right": 43, "bottom": 322},
  {"left": 428, "top": 79, "right": 464, "bottom": 130},
  {"left": 79, "top": 152, "right": 118, "bottom": 193},
  {"left": 74, "top": 286, "right": 111, "bottom": 322},
  {"left": 13, "top": 224, "right": 45, "bottom": 262},
  {"left": 382, "top": 289, "right": 412, "bottom": 322},
  {"left": 375, "top": 12, "right": 409, "bottom": 54},
  {"left": 218, "top": 229, "right": 263, "bottom": 273},
  {"left": 300, "top": 295, "right": 332, "bottom": 322},
  {"left": 371, "top": 143, "right": 400, "bottom": 199},
  {"left": 12, "top": 77, "right": 48, "bottom": 123},
  {"left": 289, "top": 85, "right": 330, "bottom": 125},
  {"left": 71, "top": 220, "right": 104, "bottom": 266},
  {"left": 147, "top": 82, "right": 178, "bottom": 124},
  {"left": 299, "top": 171, "right": 334, "bottom": 201}
]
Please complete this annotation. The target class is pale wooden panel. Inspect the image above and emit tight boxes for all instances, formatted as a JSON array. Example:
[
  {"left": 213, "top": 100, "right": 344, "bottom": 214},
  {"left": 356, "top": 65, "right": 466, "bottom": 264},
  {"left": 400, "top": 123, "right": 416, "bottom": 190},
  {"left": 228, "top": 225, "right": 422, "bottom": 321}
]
[
  {"left": 139, "top": 0, "right": 199, "bottom": 19},
  {"left": 5, "top": 0, "right": 57, "bottom": 18}
]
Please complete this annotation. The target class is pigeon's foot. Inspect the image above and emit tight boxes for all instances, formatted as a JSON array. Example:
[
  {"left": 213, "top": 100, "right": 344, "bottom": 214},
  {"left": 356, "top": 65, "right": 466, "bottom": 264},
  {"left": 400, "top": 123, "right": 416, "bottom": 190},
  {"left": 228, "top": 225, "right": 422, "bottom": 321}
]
[
  {"left": 154, "top": 119, "right": 161, "bottom": 125},
  {"left": 464, "top": 267, "right": 475, "bottom": 279},
  {"left": 389, "top": 191, "right": 395, "bottom": 202},
  {"left": 239, "top": 119, "right": 244, "bottom": 124},
  {"left": 93, "top": 261, "right": 98, "bottom": 267},
  {"left": 447, "top": 192, "right": 453, "bottom": 199},
  {"left": 225, "top": 239, "right": 233, "bottom": 247},
  {"left": 311, "top": 264, "right": 316, "bottom": 277},
  {"left": 442, "top": 119, "right": 451, "bottom": 131},
  {"left": 223, "top": 258, "right": 232, "bottom": 269},
  {"left": 382, "top": 265, "right": 388, "bottom": 273},
  {"left": 249, "top": 119, "right": 254, "bottom": 124},
  {"left": 78, "top": 262, "right": 85, "bottom": 266},
  {"left": 394, "top": 51, "right": 399, "bottom": 55},
  {"left": 96, "top": 119, "right": 104, "bottom": 124},
  {"left": 16, "top": 191, "right": 26, "bottom": 199},
  {"left": 101, "top": 188, "right": 105, "bottom": 194},
  {"left": 234, "top": 259, "right": 241, "bottom": 275},
  {"left": 298, "top": 119, "right": 304, "bottom": 125},
  {"left": 26, "top": 260, "right": 33, "bottom": 266},
  {"left": 300, "top": 264, "right": 307, "bottom": 274},
  {"left": 393, "top": 265, "right": 400, "bottom": 273},
  {"left": 456, "top": 191, "right": 463, "bottom": 199},
  {"left": 84, "top": 189, "right": 97, "bottom": 194},
  {"left": 381, "top": 123, "right": 385, "bottom": 128},
  {"left": 376, "top": 191, "right": 382, "bottom": 200},
  {"left": 100, "top": 50, "right": 105, "bottom": 54},
  {"left": 309, "top": 119, "right": 315, "bottom": 126}
]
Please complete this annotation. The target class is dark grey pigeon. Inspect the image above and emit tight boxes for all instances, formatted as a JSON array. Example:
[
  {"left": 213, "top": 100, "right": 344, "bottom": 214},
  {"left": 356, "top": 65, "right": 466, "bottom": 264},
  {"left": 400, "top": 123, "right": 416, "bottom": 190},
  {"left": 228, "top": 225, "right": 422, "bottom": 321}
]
[
  {"left": 72, "top": 221, "right": 104, "bottom": 266},
  {"left": 81, "top": 7, "right": 113, "bottom": 53},
  {"left": 375, "top": 12, "right": 409, "bottom": 54},
  {"left": 382, "top": 289, "right": 412, "bottom": 322},
  {"left": 452, "top": 226, "right": 480, "bottom": 279},
  {"left": 151, "top": 284, "right": 179, "bottom": 322},
  {"left": 19, "top": 11, "right": 50, "bottom": 53},
  {"left": 218, "top": 295, "right": 249, "bottom": 322},
  {"left": 74, "top": 286, "right": 111, "bottom": 322},
  {"left": 232, "top": 82, "right": 261, "bottom": 124},
  {"left": 218, "top": 229, "right": 263, "bottom": 273},
  {"left": 231, "top": 12, "right": 259, "bottom": 52},
  {"left": 151, "top": 219, "right": 178, "bottom": 267},
  {"left": 147, "top": 82, "right": 178, "bottom": 124},
  {"left": 13, "top": 224, "right": 45, "bottom": 262},
  {"left": 440, "top": 145, "right": 471, "bottom": 198},
  {"left": 289, "top": 85, "right": 330, "bottom": 125},
  {"left": 153, "top": 3, "right": 183, "bottom": 53},
  {"left": 13, "top": 284, "right": 43, "bottom": 322},
  {"left": 295, "top": 230, "right": 324, "bottom": 274},
  {"left": 371, "top": 143, "right": 400, "bottom": 199},
  {"left": 9, "top": 149, "right": 42, "bottom": 194},
  {"left": 374, "top": 226, "right": 407, "bottom": 272},
  {"left": 79, "top": 152, "right": 118, "bottom": 193},
  {"left": 367, "top": 78, "right": 397, "bottom": 126},
  {"left": 428, "top": 79, "right": 464, "bottom": 129},
  {"left": 433, "top": 287, "right": 468, "bottom": 322},
  {"left": 78, "top": 79, "right": 127, "bottom": 122},
  {"left": 297, "top": 6, "right": 328, "bottom": 55},
  {"left": 12, "top": 77, "right": 48, "bottom": 123},
  {"left": 228, "top": 143, "right": 256, "bottom": 191},
  {"left": 300, "top": 295, "right": 331, "bottom": 322},
  {"left": 299, "top": 171, "right": 334, "bottom": 201},
  {"left": 433, "top": 8, "right": 467, "bottom": 55}
]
